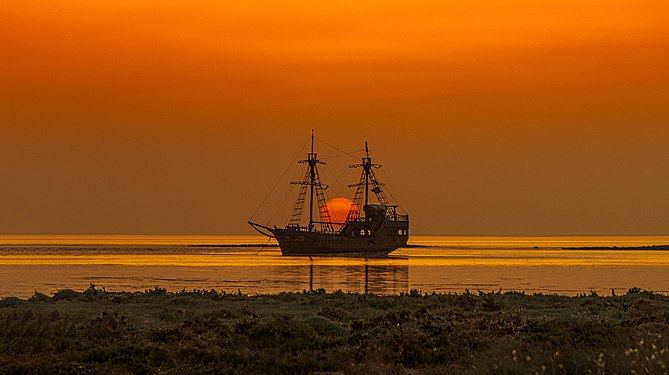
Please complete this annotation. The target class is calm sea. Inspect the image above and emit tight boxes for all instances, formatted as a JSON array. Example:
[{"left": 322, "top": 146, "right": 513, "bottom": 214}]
[{"left": 1, "top": 235, "right": 668, "bottom": 298}]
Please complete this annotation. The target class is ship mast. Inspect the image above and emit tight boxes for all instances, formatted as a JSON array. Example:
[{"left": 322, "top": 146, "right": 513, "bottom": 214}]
[
  {"left": 349, "top": 142, "right": 389, "bottom": 218},
  {"left": 308, "top": 129, "right": 316, "bottom": 232},
  {"left": 364, "top": 142, "right": 370, "bottom": 207},
  {"left": 287, "top": 130, "right": 331, "bottom": 232}
]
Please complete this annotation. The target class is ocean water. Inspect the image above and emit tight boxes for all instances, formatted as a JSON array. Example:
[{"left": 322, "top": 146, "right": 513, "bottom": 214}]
[{"left": 1, "top": 235, "right": 668, "bottom": 298}]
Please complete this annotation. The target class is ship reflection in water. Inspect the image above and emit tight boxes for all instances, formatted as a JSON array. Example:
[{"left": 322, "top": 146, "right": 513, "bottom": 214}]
[
  {"left": 0, "top": 246, "right": 411, "bottom": 297},
  {"left": 301, "top": 261, "right": 409, "bottom": 294}
]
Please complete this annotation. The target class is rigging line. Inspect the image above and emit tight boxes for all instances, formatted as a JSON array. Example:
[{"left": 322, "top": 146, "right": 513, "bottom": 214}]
[
  {"left": 314, "top": 136, "right": 363, "bottom": 161},
  {"left": 268, "top": 179, "right": 290, "bottom": 226},
  {"left": 268, "top": 161, "right": 300, "bottom": 226},
  {"left": 324, "top": 163, "right": 353, "bottom": 198},
  {"left": 254, "top": 236, "right": 273, "bottom": 256},
  {"left": 249, "top": 137, "right": 310, "bottom": 220},
  {"left": 320, "top": 148, "right": 366, "bottom": 160},
  {"left": 380, "top": 167, "right": 404, "bottom": 209},
  {"left": 325, "top": 164, "right": 353, "bottom": 195}
]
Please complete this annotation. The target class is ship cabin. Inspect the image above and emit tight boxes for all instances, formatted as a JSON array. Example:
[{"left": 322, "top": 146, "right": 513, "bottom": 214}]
[{"left": 339, "top": 204, "right": 409, "bottom": 239}]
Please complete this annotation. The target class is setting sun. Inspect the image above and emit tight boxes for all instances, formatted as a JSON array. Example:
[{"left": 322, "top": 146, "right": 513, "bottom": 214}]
[{"left": 320, "top": 197, "right": 359, "bottom": 225}]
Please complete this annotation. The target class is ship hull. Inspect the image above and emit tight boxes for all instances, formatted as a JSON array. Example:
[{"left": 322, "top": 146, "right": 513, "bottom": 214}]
[{"left": 272, "top": 223, "right": 408, "bottom": 257}]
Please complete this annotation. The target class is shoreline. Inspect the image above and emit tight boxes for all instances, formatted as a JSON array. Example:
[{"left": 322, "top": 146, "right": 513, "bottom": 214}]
[{"left": 564, "top": 244, "right": 669, "bottom": 250}]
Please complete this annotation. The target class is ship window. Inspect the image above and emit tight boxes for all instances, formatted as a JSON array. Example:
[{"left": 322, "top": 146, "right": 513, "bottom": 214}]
[
  {"left": 367, "top": 230, "right": 371, "bottom": 235},
  {"left": 403, "top": 230, "right": 408, "bottom": 235},
  {"left": 360, "top": 229, "right": 365, "bottom": 236},
  {"left": 397, "top": 229, "right": 402, "bottom": 235}
]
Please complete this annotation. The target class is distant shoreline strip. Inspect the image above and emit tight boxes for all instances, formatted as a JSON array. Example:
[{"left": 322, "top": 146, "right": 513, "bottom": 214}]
[{"left": 1, "top": 244, "right": 668, "bottom": 250}]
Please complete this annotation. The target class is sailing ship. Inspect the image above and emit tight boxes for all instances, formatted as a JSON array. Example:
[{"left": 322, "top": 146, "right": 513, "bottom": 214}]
[{"left": 249, "top": 131, "right": 409, "bottom": 256}]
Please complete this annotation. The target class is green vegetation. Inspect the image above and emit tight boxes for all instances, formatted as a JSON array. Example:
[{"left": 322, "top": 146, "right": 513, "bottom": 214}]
[{"left": 1, "top": 286, "right": 669, "bottom": 374}]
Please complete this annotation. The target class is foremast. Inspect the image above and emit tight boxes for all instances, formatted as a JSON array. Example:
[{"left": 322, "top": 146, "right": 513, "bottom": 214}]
[
  {"left": 288, "top": 130, "right": 333, "bottom": 233},
  {"left": 308, "top": 131, "right": 316, "bottom": 231}
]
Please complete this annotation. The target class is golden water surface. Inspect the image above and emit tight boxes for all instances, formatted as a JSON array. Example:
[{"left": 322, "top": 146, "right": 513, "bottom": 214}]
[{"left": 1, "top": 236, "right": 668, "bottom": 297}]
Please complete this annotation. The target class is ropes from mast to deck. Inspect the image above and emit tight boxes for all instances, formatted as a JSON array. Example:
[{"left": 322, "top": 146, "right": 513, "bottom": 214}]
[
  {"left": 287, "top": 160, "right": 333, "bottom": 231},
  {"left": 348, "top": 143, "right": 390, "bottom": 219},
  {"left": 287, "top": 131, "right": 335, "bottom": 233}
]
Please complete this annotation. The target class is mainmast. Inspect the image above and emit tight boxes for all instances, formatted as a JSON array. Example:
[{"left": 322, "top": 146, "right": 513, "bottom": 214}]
[{"left": 349, "top": 142, "right": 389, "bottom": 217}]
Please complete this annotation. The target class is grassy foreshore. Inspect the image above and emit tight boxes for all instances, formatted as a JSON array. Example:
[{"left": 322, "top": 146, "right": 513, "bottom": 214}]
[{"left": 1, "top": 286, "right": 668, "bottom": 374}]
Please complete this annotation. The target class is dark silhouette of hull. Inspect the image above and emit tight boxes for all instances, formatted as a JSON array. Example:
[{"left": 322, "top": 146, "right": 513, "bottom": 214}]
[{"left": 272, "top": 213, "right": 409, "bottom": 256}]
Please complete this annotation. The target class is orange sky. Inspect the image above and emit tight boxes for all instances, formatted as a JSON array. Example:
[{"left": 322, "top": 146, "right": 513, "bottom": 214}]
[{"left": 1, "top": 0, "right": 668, "bottom": 235}]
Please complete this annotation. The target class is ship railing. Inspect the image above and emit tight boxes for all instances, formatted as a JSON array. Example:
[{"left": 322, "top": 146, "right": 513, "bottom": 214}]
[
  {"left": 286, "top": 225, "right": 310, "bottom": 232},
  {"left": 389, "top": 214, "right": 408, "bottom": 222},
  {"left": 286, "top": 223, "right": 343, "bottom": 234},
  {"left": 384, "top": 206, "right": 408, "bottom": 221},
  {"left": 343, "top": 215, "right": 407, "bottom": 223}
]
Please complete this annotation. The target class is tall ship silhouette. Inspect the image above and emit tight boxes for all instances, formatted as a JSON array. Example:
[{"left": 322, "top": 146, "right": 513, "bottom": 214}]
[{"left": 249, "top": 131, "right": 409, "bottom": 256}]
